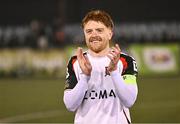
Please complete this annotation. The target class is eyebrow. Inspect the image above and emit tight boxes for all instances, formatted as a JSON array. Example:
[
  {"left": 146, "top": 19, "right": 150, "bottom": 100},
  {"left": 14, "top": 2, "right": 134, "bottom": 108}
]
[
  {"left": 96, "top": 28, "right": 104, "bottom": 30},
  {"left": 85, "top": 27, "right": 104, "bottom": 31}
]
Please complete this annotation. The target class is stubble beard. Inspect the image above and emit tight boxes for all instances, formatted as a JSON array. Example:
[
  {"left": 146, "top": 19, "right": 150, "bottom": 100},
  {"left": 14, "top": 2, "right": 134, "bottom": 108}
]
[
  {"left": 86, "top": 36, "right": 109, "bottom": 54},
  {"left": 89, "top": 44, "right": 103, "bottom": 53},
  {"left": 87, "top": 40, "right": 109, "bottom": 54}
]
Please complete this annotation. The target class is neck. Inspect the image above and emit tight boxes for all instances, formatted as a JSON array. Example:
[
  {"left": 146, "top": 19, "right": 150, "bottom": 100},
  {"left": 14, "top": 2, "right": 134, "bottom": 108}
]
[{"left": 88, "top": 46, "right": 110, "bottom": 57}]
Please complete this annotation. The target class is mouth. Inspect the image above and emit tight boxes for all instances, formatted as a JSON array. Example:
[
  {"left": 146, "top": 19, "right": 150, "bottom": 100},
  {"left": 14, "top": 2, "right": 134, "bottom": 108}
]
[
  {"left": 91, "top": 40, "right": 100, "bottom": 43},
  {"left": 89, "top": 36, "right": 102, "bottom": 43}
]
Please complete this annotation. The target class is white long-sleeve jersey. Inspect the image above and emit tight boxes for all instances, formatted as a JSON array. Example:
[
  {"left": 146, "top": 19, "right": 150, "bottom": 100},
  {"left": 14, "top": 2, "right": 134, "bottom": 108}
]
[{"left": 64, "top": 52, "right": 138, "bottom": 124}]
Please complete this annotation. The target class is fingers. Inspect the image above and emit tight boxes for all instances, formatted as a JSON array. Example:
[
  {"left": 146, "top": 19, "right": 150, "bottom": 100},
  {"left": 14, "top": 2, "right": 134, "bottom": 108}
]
[
  {"left": 107, "top": 50, "right": 116, "bottom": 60},
  {"left": 115, "top": 44, "right": 121, "bottom": 53},
  {"left": 76, "top": 47, "right": 92, "bottom": 75},
  {"left": 107, "top": 44, "right": 121, "bottom": 60},
  {"left": 111, "top": 44, "right": 121, "bottom": 54},
  {"left": 107, "top": 53, "right": 113, "bottom": 60},
  {"left": 77, "top": 47, "right": 83, "bottom": 59},
  {"left": 107, "top": 44, "right": 121, "bottom": 72},
  {"left": 84, "top": 54, "right": 92, "bottom": 69},
  {"left": 77, "top": 48, "right": 90, "bottom": 63},
  {"left": 77, "top": 47, "right": 85, "bottom": 70},
  {"left": 77, "top": 47, "right": 86, "bottom": 64},
  {"left": 84, "top": 55, "right": 91, "bottom": 65},
  {"left": 84, "top": 62, "right": 92, "bottom": 71}
]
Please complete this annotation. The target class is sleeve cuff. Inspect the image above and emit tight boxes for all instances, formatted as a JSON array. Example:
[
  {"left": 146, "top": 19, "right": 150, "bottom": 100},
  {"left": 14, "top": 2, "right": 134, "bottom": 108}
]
[{"left": 110, "top": 69, "right": 120, "bottom": 76}]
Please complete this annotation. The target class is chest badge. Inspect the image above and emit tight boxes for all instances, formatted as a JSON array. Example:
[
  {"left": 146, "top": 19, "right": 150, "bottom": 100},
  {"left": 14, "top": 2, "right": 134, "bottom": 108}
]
[{"left": 105, "top": 66, "right": 110, "bottom": 76}]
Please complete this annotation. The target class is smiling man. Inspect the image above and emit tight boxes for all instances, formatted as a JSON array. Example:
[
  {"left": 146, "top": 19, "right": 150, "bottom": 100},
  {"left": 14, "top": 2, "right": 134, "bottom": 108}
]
[{"left": 63, "top": 10, "right": 138, "bottom": 124}]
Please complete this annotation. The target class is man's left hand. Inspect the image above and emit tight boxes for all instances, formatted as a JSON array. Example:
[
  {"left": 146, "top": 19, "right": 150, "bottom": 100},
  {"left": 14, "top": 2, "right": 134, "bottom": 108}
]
[{"left": 107, "top": 44, "right": 121, "bottom": 72}]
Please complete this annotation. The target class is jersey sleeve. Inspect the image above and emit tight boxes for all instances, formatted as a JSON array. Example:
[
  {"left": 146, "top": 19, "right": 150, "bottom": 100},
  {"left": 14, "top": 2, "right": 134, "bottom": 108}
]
[
  {"left": 65, "top": 56, "right": 78, "bottom": 90},
  {"left": 120, "top": 54, "right": 138, "bottom": 76}
]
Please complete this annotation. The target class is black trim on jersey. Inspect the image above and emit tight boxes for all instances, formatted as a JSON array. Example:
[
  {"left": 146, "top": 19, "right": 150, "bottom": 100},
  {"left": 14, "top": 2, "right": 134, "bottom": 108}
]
[
  {"left": 123, "top": 109, "right": 131, "bottom": 124},
  {"left": 65, "top": 52, "right": 88, "bottom": 90},
  {"left": 120, "top": 53, "right": 138, "bottom": 76},
  {"left": 65, "top": 56, "right": 78, "bottom": 90}
]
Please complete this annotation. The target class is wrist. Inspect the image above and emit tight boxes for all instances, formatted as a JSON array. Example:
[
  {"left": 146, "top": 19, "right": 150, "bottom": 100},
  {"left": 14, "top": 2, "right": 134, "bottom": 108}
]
[
  {"left": 80, "top": 74, "right": 90, "bottom": 81},
  {"left": 110, "top": 69, "right": 119, "bottom": 76},
  {"left": 107, "top": 66, "right": 117, "bottom": 73}
]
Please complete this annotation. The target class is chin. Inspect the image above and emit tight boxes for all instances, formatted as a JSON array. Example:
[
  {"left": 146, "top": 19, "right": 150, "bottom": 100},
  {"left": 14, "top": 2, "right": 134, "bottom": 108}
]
[
  {"left": 88, "top": 44, "right": 103, "bottom": 53},
  {"left": 92, "top": 47, "right": 103, "bottom": 53}
]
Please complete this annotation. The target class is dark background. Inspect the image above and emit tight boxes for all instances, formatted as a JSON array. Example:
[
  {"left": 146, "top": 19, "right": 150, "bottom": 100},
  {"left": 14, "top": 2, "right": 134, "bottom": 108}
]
[
  {"left": 0, "top": 0, "right": 179, "bottom": 25},
  {"left": 0, "top": 1, "right": 180, "bottom": 123}
]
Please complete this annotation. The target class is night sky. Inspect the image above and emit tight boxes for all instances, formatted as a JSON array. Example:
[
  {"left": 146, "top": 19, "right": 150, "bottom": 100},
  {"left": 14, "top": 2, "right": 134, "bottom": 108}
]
[{"left": 0, "top": 0, "right": 179, "bottom": 25}]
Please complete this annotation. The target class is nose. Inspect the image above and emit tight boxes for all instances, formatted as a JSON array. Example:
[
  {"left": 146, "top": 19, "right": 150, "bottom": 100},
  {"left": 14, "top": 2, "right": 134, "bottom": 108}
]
[{"left": 91, "top": 30, "right": 98, "bottom": 36}]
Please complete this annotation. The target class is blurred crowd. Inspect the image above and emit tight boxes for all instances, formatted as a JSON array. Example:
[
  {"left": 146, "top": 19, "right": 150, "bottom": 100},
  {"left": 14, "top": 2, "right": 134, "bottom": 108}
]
[{"left": 0, "top": 20, "right": 180, "bottom": 49}]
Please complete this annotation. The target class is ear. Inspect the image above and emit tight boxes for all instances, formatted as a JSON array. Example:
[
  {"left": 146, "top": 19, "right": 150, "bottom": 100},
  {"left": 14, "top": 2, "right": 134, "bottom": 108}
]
[{"left": 108, "top": 30, "right": 113, "bottom": 40}]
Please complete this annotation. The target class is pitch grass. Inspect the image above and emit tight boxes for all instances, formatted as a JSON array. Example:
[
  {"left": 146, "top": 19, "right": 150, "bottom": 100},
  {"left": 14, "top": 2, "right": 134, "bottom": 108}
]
[{"left": 0, "top": 76, "right": 180, "bottom": 123}]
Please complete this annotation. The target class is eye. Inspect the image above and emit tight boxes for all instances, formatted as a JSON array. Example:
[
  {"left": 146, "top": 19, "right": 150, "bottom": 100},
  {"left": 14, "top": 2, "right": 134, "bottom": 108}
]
[
  {"left": 96, "top": 28, "right": 104, "bottom": 33},
  {"left": 85, "top": 29, "right": 92, "bottom": 34}
]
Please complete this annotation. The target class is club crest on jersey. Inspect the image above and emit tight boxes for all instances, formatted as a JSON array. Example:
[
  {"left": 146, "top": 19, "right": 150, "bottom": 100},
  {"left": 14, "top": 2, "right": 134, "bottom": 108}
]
[{"left": 105, "top": 67, "right": 110, "bottom": 76}]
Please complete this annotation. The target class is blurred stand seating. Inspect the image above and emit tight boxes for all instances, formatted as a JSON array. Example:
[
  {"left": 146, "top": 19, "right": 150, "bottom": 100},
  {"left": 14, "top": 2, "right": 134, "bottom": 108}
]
[{"left": 0, "top": 22, "right": 180, "bottom": 49}]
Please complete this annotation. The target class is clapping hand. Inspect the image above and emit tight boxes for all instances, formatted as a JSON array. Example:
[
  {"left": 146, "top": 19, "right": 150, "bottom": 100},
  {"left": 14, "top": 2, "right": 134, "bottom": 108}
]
[
  {"left": 107, "top": 44, "right": 121, "bottom": 72},
  {"left": 77, "top": 47, "right": 92, "bottom": 76}
]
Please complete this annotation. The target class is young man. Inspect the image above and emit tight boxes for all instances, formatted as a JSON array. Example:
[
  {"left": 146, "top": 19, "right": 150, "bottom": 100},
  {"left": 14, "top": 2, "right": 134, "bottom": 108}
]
[{"left": 64, "top": 10, "right": 138, "bottom": 124}]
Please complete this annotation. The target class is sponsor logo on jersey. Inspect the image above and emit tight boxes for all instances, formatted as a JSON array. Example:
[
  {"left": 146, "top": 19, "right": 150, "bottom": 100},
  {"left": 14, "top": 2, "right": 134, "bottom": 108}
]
[{"left": 84, "top": 89, "right": 116, "bottom": 100}]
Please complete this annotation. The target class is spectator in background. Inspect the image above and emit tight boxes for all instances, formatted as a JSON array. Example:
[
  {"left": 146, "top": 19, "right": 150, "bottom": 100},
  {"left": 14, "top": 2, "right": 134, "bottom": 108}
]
[
  {"left": 28, "top": 20, "right": 49, "bottom": 49},
  {"left": 52, "top": 18, "right": 66, "bottom": 48},
  {"left": 63, "top": 10, "right": 138, "bottom": 124}
]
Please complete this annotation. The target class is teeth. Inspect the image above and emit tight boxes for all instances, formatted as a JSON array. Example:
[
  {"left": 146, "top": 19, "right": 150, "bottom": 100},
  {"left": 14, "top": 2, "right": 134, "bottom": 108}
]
[{"left": 90, "top": 40, "right": 100, "bottom": 43}]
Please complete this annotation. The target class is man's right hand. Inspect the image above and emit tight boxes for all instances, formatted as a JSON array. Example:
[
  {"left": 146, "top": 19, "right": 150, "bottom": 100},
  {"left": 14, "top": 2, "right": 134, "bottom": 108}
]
[{"left": 77, "top": 47, "right": 92, "bottom": 76}]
